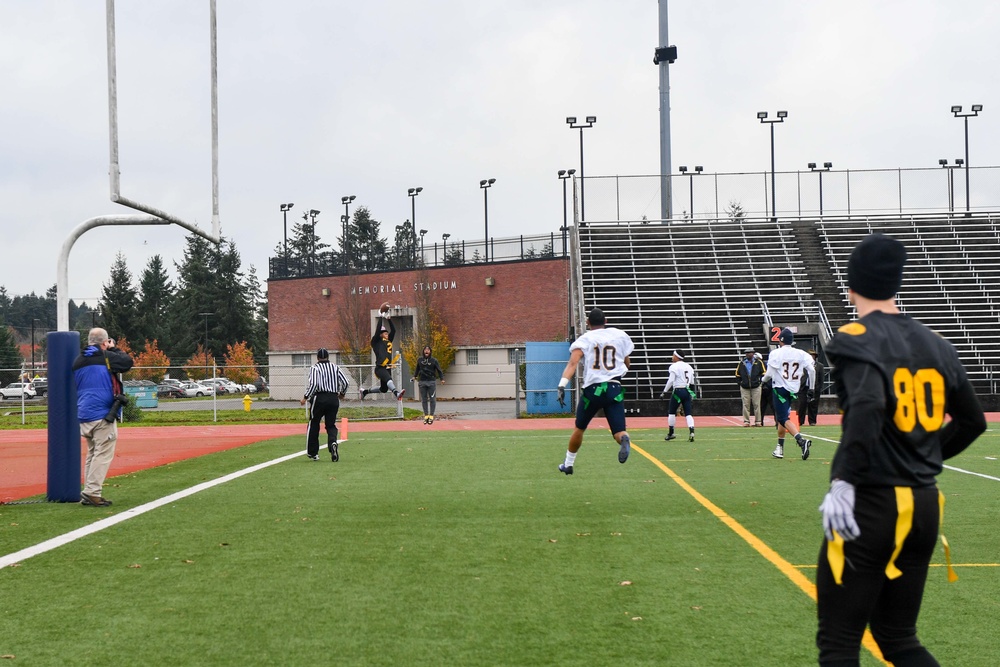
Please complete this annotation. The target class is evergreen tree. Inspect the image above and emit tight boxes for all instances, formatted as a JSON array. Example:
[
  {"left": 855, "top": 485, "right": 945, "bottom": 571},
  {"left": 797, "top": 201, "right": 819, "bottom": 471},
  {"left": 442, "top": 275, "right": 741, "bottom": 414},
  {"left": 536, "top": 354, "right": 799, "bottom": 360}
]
[
  {"left": 0, "top": 287, "right": 11, "bottom": 322},
  {"left": 726, "top": 200, "right": 747, "bottom": 221},
  {"left": 391, "top": 220, "right": 417, "bottom": 270},
  {"left": 99, "top": 253, "right": 140, "bottom": 344},
  {"left": 167, "top": 235, "right": 259, "bottom": 365},
  {"left": 0, "top": 323, "right": 22, "bottom": 371},
  {"left": 167, "top": 235, "right": 215, "bottom": 360},
  {"left": 210, "top": 240, "right": 257, "bottom": 359},
  {"left": 444, "top": 243, "right": 465, "bottom": 266},
  {"left": 287, "top": 210, "right": 329, "bottom": 275},
  {"left": 135, "top": 255, "right": 174, "bottom": 345},
  {"left": 244, "top": 265, "right": 268, "bottom": 359},
  {"left": 350, "top": 206, "right": 389, "bottom": 273}
]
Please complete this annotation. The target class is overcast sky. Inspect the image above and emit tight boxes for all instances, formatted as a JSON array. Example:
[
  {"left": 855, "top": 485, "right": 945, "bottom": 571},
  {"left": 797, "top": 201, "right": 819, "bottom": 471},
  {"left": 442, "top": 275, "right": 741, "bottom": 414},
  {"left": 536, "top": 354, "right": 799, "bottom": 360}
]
[{"left": 2, "top": 0, "right": 997, "bottom": 303}]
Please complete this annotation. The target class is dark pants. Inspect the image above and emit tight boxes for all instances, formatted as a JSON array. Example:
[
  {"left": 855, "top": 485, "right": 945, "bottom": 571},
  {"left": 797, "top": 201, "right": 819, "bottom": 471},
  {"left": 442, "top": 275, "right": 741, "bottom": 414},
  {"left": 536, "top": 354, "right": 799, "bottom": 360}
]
[
  {"left": 668, "top": 387, "right": 694, "bottom": 419},
  {"left": 418, "top": 381, "right": 438, "bottom": 415},
  {"left": 306, "top": 393, "right": 340, "bottom": 457},
  {"left": 574, "top": 382, "right": 626, "bottom": 434},
  {"left": 367, "top": 366, "right": 392, "bottom": 393},
  {"left": 816, "top": 485, "right": 941, "bottom": 666},
  {"left": 797, "top": 393, "right": 820, "bottom": 426}
]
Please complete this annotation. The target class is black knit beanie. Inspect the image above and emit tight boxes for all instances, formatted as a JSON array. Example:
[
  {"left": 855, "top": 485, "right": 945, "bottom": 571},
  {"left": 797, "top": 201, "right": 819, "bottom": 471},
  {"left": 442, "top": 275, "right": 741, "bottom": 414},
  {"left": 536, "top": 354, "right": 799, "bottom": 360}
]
[{"left": 847, "top": 234, "right": 907, "bottom": 300}]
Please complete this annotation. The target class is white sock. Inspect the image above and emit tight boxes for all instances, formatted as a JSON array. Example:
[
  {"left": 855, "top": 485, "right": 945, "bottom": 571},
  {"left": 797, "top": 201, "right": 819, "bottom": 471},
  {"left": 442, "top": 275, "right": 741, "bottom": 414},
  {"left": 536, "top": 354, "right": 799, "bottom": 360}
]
[{"left": 564, "top": 451, "right": 577, "bottom": 467}]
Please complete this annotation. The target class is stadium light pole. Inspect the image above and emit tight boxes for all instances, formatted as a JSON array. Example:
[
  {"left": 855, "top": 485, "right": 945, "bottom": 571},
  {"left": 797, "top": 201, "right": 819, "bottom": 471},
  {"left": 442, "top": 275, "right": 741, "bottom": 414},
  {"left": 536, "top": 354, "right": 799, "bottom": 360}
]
[
  {"left": 280, "top": 203, "right": 294, "bottom": 274},
  {"left": 341, "top": 195, "right": 356, "bottom": 271},
  {"left": 558, "top": 169, "right": 575, "bottom": 256},
  {"left": 566, "top": 116, "right": 596, "bottom": 221},
  {"left": 419, "top": 228, "right": 427, "bottom": 265},
  {"left": 951, "top": 104, "right": 982, "bottom": 213},
  {"left": 306, "top": 209, "right": 320, "bottom": 270},
  {"left": 939, "top": 159, "right": 961, "bottom": 213},
  {"left": 199, "top": 312, "right": 214, "bottom": 377},
  {"left": 442, "top": 232, "right": 450, "bottom": 263},
  {"left": 807, "top": 162, "right": 832, "bottom": 215},
  {"left": 31, "top": 318, "right": 39, "bottom": 372},
  {"left": 408, "top": 187, "right": 422, "bottom": 266},
  {"left": 758, "top": 111, "right": 788, "bottom": 222},
  {"left": 678, "top": 166, "right": 703, "bottom": 220},
  {"left": 480, "top": 178, "right": 495, "bottom": 262}
]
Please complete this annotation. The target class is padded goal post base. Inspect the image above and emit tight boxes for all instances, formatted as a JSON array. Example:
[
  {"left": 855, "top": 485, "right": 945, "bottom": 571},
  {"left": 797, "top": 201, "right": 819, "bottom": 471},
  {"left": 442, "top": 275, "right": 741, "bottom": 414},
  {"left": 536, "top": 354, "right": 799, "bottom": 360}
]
[{"left": 46, "top": 331, "right": 81, "bottom": 502}]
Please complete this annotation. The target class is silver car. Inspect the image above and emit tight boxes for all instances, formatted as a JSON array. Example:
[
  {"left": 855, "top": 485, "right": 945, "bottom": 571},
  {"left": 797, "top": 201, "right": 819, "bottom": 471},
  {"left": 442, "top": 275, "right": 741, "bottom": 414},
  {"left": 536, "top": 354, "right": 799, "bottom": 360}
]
[{"left": 0, "top": 382, "right": 38, "bottom": 400}]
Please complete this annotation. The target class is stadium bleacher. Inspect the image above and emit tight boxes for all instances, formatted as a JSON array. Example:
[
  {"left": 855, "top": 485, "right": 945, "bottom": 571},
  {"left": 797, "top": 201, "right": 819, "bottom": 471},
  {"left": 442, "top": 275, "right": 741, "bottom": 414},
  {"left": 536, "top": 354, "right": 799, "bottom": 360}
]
[{"left": 574, "top": 212, "right": 1000, "bottom": 404}]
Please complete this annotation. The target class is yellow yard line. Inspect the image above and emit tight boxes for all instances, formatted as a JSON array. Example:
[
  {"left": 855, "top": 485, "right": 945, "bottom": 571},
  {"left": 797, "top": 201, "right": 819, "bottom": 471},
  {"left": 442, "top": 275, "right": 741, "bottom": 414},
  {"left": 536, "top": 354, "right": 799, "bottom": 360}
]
[{"left": 634, "top": 444, "right": 890, "bottom": 666}]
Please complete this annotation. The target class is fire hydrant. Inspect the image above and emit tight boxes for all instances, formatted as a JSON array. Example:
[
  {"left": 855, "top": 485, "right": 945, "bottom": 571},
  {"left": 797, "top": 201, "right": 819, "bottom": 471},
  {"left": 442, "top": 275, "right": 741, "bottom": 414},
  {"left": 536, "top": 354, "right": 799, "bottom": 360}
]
[{"left": 243, "top": 394, "right": 252, "bottom": 412}]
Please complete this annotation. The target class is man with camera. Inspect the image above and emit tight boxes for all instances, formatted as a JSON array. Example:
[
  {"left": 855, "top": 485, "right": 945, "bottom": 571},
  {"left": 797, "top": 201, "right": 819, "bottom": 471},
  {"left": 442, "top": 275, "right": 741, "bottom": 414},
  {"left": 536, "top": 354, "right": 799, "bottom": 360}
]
[{"left": 73, "top": 328, "right": 134, "bottom": 507}]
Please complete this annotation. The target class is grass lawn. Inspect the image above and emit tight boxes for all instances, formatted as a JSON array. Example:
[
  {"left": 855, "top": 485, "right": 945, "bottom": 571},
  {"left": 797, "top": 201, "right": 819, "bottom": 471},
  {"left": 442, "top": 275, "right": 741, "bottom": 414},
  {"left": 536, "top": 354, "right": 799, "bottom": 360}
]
[{"left": 1, "top": 425, "right": 998, "bottom": 665}]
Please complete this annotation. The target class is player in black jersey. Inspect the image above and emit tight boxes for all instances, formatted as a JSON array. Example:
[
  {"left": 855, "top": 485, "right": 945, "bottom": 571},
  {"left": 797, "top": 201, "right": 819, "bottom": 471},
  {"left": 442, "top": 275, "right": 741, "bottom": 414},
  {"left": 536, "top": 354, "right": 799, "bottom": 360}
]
[
  {"left": 360, "top": 304, "right": 405, "bottom": 401},
  {"left": 816, "top": 234, "right": 986, "bottom": 666}
]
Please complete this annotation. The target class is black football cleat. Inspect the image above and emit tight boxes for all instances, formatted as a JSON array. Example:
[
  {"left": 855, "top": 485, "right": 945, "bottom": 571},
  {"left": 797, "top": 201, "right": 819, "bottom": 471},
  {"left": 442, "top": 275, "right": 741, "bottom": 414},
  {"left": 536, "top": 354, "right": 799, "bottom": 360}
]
[
  {"left": 618, "top": 434, "right": 630, "bottom": 464},
  {"left": 558, "top": 464, "right": 574, "bottom": 475}
]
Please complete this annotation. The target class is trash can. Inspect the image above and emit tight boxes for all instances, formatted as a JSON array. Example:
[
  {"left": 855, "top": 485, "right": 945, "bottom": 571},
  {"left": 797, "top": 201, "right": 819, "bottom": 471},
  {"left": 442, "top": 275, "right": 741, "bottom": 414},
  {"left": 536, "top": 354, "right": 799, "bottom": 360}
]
[{"left": 125, "top": 385, "right": 158, "bottom": 408}]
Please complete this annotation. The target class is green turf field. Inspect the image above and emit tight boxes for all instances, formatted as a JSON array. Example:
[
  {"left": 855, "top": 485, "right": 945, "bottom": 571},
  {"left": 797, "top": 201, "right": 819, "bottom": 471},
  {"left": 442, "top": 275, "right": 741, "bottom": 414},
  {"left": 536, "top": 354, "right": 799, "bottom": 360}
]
[{"left": 2, "top": 425, "right": 998, "bottom": 666}]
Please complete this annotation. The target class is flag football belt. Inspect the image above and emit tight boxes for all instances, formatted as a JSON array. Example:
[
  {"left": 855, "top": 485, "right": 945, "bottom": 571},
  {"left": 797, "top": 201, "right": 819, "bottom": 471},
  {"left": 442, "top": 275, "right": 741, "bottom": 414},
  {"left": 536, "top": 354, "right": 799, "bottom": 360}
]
[{"left": 582, "top": 381, "right": 623, "bottom": 410}]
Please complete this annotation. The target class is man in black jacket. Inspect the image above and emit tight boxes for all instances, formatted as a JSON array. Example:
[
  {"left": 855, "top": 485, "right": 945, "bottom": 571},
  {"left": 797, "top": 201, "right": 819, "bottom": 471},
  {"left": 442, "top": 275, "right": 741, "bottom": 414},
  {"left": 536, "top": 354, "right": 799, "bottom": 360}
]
[
  {"left": 816, "top": 234, "right": 986, "bottom": 666},
  {"left": 415, "top": 345, "right": 445, "bottom": 424},
  {"left": 735, "top": 347, "right": 766, "bottom": 426}
]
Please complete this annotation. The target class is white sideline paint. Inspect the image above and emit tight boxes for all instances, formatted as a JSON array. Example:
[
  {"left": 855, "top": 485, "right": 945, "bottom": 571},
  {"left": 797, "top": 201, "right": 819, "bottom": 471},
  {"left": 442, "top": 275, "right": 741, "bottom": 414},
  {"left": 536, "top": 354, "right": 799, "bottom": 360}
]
[
  {"left": 0, "top": 448, "right": 314, "bottom": 569},
  {"left": 943, "top": 465, "right": 1000, "bottom": 482}
]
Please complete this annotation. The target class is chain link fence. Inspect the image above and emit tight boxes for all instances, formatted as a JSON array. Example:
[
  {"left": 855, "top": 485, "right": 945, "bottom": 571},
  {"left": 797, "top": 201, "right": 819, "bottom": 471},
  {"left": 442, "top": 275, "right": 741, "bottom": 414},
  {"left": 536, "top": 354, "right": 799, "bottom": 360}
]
[
  {"left": 582, "top": 166, "right": 1000, "bottom": 223},
  {"left": 515, "top": 360, "right": 574, "bottom": 418}
]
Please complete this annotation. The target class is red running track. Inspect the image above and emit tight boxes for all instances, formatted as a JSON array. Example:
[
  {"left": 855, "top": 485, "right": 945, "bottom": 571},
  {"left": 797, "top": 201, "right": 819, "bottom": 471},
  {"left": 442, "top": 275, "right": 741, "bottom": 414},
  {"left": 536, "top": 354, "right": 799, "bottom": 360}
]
[{"left": 0, "top": 413, "right": 852, "bottom": 503}]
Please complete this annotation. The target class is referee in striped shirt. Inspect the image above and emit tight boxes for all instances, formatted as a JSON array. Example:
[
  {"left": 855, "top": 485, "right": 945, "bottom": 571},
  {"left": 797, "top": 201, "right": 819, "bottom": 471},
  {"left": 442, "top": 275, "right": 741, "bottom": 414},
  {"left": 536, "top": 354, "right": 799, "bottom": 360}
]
[{"left": 300, "top": 348, "right": 349, "bottom": 461}]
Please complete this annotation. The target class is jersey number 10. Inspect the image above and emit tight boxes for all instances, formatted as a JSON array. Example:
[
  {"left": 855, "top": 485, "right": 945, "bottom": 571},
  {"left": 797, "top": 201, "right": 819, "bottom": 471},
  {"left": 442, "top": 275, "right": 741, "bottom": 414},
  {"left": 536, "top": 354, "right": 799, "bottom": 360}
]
[{"left": 591, "top": 345, "right": 618, "bottom": 370}]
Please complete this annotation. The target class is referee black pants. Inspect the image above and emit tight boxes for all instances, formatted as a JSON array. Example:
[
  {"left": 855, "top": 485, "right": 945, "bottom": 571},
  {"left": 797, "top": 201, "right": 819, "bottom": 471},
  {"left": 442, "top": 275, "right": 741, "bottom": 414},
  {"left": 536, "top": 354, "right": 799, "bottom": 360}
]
[
  {"left": 306, "top": 393, "right": 340, "bottom": 457},
  {"left": 816, "top": 485, "right": 941, "bottom": 666}
]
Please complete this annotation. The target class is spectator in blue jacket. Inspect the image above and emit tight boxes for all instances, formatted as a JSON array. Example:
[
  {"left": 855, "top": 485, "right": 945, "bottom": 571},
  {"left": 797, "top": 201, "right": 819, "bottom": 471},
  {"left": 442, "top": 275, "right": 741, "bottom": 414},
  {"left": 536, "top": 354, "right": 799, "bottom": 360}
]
[{"left": 73, "top": 328, "right": 134, "bottom": 507}]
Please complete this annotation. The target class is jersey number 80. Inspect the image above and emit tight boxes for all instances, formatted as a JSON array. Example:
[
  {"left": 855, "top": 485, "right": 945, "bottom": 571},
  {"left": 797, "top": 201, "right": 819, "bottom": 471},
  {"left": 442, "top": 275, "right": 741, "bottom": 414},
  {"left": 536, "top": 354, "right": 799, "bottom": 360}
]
[{"left": 893, "top": 368, "right": 945, "bottom": 433}]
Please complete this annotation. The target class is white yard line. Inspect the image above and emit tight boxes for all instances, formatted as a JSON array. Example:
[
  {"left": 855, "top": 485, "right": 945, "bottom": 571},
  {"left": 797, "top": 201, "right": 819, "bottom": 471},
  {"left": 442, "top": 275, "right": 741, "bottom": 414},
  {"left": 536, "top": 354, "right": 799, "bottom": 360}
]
[
  {"left": 943, "top": 465, "right": 1000, "bottom": 482},
  {"left": 1, "top": 449, "right": 308, "bottom": 569}
]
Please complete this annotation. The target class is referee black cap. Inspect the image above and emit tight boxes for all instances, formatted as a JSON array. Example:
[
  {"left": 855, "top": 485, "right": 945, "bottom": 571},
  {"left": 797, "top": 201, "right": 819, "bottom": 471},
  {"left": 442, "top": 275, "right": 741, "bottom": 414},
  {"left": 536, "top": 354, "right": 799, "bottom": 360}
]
[{"left": 317, "top": 348, "right": 329, "bottom": 360}]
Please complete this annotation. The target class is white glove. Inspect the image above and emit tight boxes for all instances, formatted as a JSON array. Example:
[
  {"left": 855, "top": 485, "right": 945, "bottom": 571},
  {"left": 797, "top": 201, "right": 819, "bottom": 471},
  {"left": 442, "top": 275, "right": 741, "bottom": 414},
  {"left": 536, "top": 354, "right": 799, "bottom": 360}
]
[{"left": 819, "top": 479, "right": 860, "bottom": 542}]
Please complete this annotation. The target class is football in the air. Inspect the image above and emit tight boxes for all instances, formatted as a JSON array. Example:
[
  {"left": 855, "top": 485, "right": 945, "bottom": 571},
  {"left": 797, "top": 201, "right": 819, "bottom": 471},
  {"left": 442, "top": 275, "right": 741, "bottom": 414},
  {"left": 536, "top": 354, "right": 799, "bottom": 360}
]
[{"left": 380, "top": 302, "right": 391, "bottom": 314}]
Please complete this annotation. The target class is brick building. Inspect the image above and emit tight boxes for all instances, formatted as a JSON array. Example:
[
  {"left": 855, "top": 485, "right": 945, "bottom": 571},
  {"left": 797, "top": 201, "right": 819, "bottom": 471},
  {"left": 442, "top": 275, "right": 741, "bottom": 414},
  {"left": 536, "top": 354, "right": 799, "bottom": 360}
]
[{"left": 267, "top": 258, "right": 570, "bottom": 399}]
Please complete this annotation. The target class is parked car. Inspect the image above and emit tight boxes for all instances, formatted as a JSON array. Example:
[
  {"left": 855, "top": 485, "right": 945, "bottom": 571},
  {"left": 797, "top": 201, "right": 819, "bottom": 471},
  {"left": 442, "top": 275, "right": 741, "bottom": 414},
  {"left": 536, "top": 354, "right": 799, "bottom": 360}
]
[
  {"left": 179, "top": 382, "right": 215, "bottom": 398},
  {"left": 161, "top": 378, "right": 184, "bottom": 388},
  {"left": 156, "top": 384, "right": 186, "bottom": 399},
  {"left": 0, "top": 382, "right": 38, "bottom": 400},
  {"left": 201, "top": 378, "right": 241, "bottom": 395},
  {"left": 31, "top": 377, "right": 48, "bottom": 397}
]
